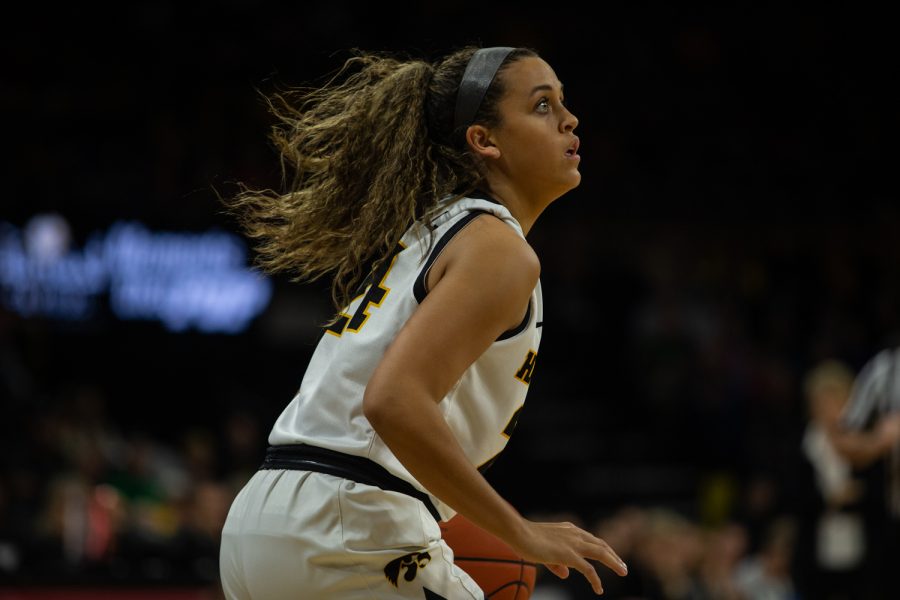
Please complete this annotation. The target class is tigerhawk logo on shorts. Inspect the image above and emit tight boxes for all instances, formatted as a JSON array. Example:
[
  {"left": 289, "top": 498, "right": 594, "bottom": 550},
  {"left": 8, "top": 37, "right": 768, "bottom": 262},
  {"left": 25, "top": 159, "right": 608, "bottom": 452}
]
[{"left": 384, "top": 551, "right": 431, "bottom": 586}]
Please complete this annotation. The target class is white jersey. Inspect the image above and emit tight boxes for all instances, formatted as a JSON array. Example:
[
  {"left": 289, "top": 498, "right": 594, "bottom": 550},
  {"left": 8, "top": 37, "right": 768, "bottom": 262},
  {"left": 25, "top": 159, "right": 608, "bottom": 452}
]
[{"left": 269, "top": 193, "right": 543, "bottom": 521}]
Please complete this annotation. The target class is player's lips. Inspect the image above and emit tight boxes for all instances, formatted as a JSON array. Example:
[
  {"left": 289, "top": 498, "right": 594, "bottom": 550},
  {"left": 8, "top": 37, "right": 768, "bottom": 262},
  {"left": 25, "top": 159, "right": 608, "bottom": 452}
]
[{"left": 565, "top": 137, "right": 580, "bottom": 159}]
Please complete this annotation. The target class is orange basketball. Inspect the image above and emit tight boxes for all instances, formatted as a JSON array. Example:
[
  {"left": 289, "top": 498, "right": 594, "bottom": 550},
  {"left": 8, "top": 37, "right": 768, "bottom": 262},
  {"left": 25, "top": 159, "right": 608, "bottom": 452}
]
[{"left": 439, "top": 514, "right": 537, "bottom": 599}]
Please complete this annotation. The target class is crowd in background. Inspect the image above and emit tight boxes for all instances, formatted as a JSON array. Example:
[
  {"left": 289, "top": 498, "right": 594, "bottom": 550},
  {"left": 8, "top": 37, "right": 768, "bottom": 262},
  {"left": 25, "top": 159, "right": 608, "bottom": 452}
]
[{"left": 4, "top": 3, "right": 900, "bottom": 598}]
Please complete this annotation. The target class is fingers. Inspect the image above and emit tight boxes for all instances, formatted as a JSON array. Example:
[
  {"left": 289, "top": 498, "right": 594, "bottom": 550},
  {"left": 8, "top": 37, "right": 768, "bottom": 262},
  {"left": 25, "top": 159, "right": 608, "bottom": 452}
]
[
  {"left": 557, "top": 531, "right": 627, "bottom": 596},
  {"left": 585, "top": 533, "right": 628, "bottom": 576},
  {"left": 572, "top": 556, "right": 604, "bottom": 595},
  {"left": 566, "top": 526, "right": 627, "bottom": 576},
  {"left": 529, "top": 520, "right": 629, "bottom": 595},
  {"left": 546, "top": 564, "right": 569, "bottom": 579}
]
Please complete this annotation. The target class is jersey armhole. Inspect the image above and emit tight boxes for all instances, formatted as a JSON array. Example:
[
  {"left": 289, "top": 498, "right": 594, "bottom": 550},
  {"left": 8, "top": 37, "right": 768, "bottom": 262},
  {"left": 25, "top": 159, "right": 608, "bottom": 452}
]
[
  {"left": 412, "top": 210, "right": 491, "bottom": 303},
  {"left": 413, "top": 210, "right": 533, "bottom": 342},
  {"left": 497, "top": 299, "right": 532, "bottom": 341}
]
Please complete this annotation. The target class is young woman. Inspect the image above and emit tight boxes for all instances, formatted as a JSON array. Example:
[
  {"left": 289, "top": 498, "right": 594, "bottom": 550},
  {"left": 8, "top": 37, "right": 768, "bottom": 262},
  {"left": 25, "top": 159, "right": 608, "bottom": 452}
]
[{"left": 219, "top": 45, "right": 628, "bottom": 599}]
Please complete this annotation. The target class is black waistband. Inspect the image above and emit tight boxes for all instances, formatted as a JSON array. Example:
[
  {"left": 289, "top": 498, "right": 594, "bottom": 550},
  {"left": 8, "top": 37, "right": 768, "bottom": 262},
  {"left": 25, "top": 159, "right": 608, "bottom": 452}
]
[{"left": 260, "top": 444, "right": 441, "bottom": 521}]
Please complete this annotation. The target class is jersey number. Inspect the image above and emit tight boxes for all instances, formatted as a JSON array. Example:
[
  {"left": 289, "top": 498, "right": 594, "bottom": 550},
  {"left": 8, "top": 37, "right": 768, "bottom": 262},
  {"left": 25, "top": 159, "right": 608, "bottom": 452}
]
[
  {"left": 326, "top": 243, "right": 405, "bottom": 337},
  {"left": 477, "top": 405, "right": 524, "bottom": 474}
]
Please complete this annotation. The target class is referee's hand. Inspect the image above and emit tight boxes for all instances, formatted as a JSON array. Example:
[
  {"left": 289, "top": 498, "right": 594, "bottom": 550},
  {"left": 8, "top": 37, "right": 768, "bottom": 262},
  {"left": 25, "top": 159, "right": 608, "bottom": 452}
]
[{"left": 876, "top": 413, "right": 900, "bottom": 450}]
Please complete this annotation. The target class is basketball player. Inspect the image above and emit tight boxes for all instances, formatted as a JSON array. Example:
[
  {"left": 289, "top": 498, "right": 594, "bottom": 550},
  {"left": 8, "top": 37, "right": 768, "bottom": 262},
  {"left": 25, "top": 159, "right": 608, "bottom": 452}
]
[{"left": 219, "top": 46, "right": 628, "bottom": 599}]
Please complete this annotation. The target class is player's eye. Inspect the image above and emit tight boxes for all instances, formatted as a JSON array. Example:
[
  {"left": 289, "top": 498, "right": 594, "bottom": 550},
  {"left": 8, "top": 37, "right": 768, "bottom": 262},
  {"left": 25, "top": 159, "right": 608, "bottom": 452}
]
[{"left": 535, "top": 98, "right": 551, "bottom": 113}]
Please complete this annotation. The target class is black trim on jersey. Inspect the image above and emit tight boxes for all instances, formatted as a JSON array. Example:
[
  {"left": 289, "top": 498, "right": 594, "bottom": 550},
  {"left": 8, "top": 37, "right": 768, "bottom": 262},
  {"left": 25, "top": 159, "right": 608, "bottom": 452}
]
[
  {"left": 261, "top": 444, "right": 441, "bottom": 521},
  {"left": 413, "top": 208, "right": 533, "bottom": 342},
  {"left": 478, "top": 454, "right": 500, "bottom": 474},
  {"left": 413, "top": 210, "right": 490, "bottom": 303},
  {"left": 429, "top": 190, "right": 501, "bottom": 230},
  {"left": 448, "top": 187, "right": 501, "bottom": 205},
  {"left": 497, "top": 301, "right": 531, "bottom": 341}
]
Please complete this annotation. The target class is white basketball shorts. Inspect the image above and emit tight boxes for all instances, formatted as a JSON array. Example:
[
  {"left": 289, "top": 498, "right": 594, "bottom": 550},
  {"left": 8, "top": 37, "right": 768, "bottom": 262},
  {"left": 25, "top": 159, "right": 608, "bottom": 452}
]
[{"left": 220, "top": 469, "right": 484, "bottom": 599}]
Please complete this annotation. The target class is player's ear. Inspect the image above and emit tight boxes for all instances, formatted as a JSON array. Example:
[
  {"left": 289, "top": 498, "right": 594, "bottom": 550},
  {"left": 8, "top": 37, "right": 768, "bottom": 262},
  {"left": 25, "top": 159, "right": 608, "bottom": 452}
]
[{"left": 465, "top": 125, "right": 501, "bottom": 160}]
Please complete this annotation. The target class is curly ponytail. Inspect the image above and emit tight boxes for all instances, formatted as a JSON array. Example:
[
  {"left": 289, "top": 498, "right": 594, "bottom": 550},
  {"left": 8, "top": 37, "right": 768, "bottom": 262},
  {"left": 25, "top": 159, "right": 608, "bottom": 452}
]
[{"left": 224, "top": 46, "right": 536, "bottom": 315}]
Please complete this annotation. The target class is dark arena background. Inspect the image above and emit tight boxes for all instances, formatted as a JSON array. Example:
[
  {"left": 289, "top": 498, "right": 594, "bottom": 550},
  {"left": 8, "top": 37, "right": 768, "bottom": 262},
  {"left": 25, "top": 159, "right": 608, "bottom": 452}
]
[{"left": 3, "top": 3, "right": 899, "bottom": 599}]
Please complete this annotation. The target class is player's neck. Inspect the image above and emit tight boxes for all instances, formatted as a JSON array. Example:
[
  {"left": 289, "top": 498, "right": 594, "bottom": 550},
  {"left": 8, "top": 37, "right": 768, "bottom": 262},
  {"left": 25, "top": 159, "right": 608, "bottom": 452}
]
[{"left": 483, "top": 181, "right": 544, "bottom": 236}]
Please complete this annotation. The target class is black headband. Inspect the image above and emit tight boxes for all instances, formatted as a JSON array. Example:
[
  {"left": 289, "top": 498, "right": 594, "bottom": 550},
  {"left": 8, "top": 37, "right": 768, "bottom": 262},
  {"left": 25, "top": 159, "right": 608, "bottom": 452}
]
[{"left": 453, "top": 47, "right": 515, "bottom": 131}]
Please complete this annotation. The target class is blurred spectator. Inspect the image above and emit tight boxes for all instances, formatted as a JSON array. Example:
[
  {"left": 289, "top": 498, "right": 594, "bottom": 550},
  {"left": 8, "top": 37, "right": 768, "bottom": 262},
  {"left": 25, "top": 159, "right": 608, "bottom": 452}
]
[
  {"left": 105, "top": 436, "right": 174, "bottom": 540},
  {"left": 633, "top": 507, "right": 706, "bottom": 600},
  {"left": 0, "top": 474, "right": 22, "bottom": 579},
  {"left": 221, "top": 408, "right": 264, "bottom": 495},
  {"left": 29, "top": 475, "right": 128, "bottom": 581},
  {"left": 590, "top": 505, "right": 650, "bottom": 599},
  {"left": 169, "top": 480, "right": 233, "bottom": 585},
  {"left": 180, "top": 428, "right": 221, "bottom": 484},
  {"left": 790, "top": 358, "right": 900, "bottom": 600},
  {"left": 733, "top": 516, "right": 798, "bottom": 600},
  {"left": 692, "top": 520, "right": 747, "bottom": 600},
  {"left": 732, "top": 472, "right": 782, "bottom": 556}
]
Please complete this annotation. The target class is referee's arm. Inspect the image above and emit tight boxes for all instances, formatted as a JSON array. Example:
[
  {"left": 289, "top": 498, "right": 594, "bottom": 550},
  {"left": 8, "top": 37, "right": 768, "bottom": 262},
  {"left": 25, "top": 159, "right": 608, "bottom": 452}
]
[
  {"left": 833, "top": 347, "right": 900, "bottom": 467},
  {"left": 830, "top": 415, "right": 900, "bottom": 468}
]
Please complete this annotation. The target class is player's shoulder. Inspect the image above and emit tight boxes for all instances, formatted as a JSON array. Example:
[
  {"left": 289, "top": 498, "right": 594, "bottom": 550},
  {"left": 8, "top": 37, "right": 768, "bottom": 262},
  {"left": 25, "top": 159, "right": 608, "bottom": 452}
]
[{"left": 452, "top": 211, "right": 540, "bottom": 281}]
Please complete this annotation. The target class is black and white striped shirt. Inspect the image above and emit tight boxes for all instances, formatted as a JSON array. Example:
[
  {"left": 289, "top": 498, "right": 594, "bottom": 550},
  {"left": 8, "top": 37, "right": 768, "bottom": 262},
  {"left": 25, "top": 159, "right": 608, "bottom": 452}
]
[
  {"left": 843, "top": 347, "right": 900, "bottom": 429},
  {"left": 842, "top": 346, "right": 900, "bottom": 517}
]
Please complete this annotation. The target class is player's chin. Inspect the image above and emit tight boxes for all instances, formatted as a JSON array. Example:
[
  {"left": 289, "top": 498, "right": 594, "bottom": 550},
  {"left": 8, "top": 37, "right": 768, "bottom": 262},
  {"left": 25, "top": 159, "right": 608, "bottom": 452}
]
[
  {"left": 561, "top": 169, "right": 582, "bottom": 192},
  {"left": 545, "top": 169, "right": 581, "bottom": 201},
  {"left": 570, "top": 170, "right": 582, "bottom": 188}
]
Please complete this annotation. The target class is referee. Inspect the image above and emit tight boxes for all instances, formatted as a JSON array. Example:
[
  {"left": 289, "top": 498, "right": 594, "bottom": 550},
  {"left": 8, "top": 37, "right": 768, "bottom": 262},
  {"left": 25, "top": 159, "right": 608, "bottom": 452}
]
[{"left": 836, "top": 347, "right": 900, "bottom": 599}]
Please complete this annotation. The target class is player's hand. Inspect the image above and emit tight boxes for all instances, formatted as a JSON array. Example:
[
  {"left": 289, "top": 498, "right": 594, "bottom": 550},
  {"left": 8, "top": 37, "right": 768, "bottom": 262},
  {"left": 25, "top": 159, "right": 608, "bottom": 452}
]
[{"left": 508, "top": 519, "right": 628, "bottom": 595}]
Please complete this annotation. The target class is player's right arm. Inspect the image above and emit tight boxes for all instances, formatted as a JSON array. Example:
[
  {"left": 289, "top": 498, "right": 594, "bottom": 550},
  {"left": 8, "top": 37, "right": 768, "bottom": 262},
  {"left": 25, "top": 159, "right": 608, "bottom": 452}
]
[{"left": 363, "top": 214, "right": 627, "bottom": 596}]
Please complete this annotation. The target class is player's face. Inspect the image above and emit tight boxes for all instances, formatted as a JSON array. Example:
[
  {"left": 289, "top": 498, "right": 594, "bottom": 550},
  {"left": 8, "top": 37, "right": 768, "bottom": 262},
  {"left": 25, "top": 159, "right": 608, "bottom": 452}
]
[{"left": 489, "top": 57, "right": 580, "bottom": 201}]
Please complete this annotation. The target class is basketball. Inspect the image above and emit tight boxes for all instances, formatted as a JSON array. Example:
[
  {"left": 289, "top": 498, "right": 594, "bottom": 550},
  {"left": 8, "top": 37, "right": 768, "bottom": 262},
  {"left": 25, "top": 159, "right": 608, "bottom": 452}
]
[{"left": 439, "top": 514, "right": 537, "bottom": 599}]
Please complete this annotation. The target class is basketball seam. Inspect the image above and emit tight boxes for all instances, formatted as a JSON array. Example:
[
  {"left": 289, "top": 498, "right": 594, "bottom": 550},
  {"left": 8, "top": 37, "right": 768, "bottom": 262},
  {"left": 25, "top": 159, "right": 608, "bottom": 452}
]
[{"left": 484, "top": 580, "right": 530, "bottom": 598}]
